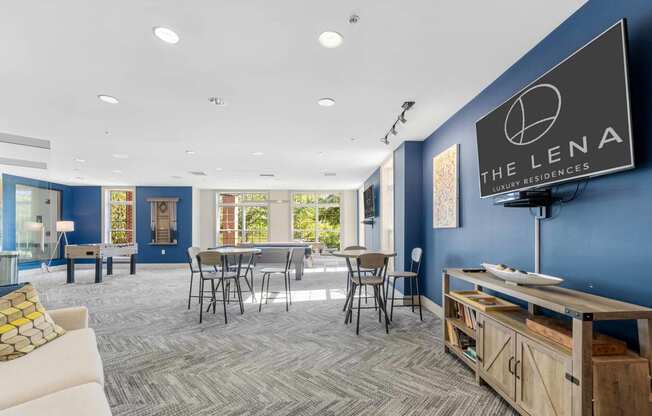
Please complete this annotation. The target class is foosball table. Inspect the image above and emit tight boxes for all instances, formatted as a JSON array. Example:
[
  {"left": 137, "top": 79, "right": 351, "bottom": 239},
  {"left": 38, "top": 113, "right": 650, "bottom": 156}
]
[{"left": 64, "top": 243, "right": 138, "bottom": 283}]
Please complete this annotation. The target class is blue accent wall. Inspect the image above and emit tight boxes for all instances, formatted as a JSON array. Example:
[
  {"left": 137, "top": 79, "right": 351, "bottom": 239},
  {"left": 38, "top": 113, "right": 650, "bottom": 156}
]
[
  {"left": 69, "top": 186, "right": 102, "bottom": 245},
  {"left": 135, "top": 186, "right": 192, "bottom": 263},
  {"left": 394, "top": 141, "right": 424, "bottom": 293},
  {"left": 416, "top": 1, "right": 652, "bottom": 347},
  {"left": 362, "top": 168, "right": 381, "bottom": 250}
]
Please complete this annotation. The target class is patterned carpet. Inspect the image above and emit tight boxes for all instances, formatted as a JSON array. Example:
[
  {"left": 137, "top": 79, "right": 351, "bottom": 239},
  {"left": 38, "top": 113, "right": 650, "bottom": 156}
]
[{"left": 25, "top": 263, "right": 515, "bottom": 416}]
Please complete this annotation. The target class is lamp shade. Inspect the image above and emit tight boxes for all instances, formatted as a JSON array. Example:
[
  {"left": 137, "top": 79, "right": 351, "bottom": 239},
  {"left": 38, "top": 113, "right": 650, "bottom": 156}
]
[{"left": 56, "top": 221, "right": 75, "bottom": 232}]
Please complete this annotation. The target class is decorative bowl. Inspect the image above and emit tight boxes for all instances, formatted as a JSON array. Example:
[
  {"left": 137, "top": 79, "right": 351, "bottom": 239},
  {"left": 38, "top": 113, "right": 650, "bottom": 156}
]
[{"left": 481, "top": 263, "right": 564, "bottom": 286}]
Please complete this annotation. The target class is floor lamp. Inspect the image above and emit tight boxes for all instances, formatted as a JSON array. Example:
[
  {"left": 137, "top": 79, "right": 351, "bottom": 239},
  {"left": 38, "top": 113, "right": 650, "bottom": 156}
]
[{"left": 47, "top": 220, "right": 75, "bottom": 271}]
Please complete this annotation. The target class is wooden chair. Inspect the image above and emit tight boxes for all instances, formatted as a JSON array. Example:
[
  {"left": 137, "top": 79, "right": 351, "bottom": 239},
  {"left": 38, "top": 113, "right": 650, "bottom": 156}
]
[
  {"left": 387, "top": 247, "right": 423, "bottom": 321},
  {"left": 344, "top": 253, "right": 390, "bottom": 335},
  {"left": 258, "top": 248, "right": 293, "bottom": 312},
  {"left": 196, "top": 251, "right": 243, "bottom": 324}
]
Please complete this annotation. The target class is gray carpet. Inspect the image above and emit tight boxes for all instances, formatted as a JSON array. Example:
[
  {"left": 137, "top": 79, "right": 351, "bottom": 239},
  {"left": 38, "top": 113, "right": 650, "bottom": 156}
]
[{"left": 26, "top": 263, "right": 515, "bottom": 416}]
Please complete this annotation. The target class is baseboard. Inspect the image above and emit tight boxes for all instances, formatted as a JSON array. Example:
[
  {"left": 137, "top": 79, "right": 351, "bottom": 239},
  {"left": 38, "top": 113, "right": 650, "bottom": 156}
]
[{"left": 419, "top": 295, "right": 444, "bottom": 319}]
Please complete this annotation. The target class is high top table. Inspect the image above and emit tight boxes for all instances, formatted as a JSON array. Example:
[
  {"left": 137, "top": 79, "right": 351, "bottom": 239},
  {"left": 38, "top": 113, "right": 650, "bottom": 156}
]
[
  {"left": 208, "top": 247, "right": 261, "bottom": 301},
  {"left": 332, "top": 249, "right": 397, "bottom": 302}
]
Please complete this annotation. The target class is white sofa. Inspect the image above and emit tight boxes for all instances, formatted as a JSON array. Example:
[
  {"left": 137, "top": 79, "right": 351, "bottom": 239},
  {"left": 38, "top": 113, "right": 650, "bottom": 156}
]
[{"left": 0, "top": 307, "right": 111, "bottom": 416}]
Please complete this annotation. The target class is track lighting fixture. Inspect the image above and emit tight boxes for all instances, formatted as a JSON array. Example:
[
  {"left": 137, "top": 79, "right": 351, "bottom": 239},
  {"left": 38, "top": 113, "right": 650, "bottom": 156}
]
[{"left": 379, "top": 101, "right": 416, "bottom": 145}]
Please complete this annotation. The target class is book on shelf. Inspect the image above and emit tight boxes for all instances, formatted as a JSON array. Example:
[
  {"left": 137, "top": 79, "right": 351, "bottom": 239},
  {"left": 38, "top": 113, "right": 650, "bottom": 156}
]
[
  {"left": 452, "top": 301, "right": 477, "bottom": 330},
  {"left": 447, "top": 323, "right": 475, "bottom": 350},
  {"left": 463, "top": 346, "right": 477, "bottom": 362}
]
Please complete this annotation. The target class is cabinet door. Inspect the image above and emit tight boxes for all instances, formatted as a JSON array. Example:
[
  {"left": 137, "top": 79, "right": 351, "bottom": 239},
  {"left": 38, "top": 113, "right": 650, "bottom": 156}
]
[
  {"left": 516, "top": 334, "right": 572, "bottom": 416},
  {"left": 478, "top": 315, "right": 516, "bottom": 400}
]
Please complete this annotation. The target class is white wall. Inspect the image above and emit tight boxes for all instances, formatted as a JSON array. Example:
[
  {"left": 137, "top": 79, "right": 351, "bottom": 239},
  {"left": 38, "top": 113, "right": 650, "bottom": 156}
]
[
  {"left": 269, "top": 190, "right": 291, "bottom": 241},
  {"left": 198, "top": 189, "right": 216, "bottom": 249},
  {"left": 195, "top": 189, "right": 358, "bottom": 248}
]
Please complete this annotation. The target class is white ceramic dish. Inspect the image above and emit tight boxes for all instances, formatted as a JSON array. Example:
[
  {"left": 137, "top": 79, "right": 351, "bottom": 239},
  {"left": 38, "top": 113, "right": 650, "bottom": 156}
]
[{"left": 481, "top": 263, "right": 564, "bottom": 286}]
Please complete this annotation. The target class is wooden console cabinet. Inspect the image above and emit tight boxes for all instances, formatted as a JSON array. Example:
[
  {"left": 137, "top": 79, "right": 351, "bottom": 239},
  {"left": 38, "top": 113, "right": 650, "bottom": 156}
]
[{"left": 443, "top": 268, "right": 652, "bottom": 416}]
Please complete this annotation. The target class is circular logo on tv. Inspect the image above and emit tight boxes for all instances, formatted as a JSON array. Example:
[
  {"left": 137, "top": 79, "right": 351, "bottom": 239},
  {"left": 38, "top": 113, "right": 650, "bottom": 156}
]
[{"left": 504, "top": 83, "right": 562, "bottom": 146}]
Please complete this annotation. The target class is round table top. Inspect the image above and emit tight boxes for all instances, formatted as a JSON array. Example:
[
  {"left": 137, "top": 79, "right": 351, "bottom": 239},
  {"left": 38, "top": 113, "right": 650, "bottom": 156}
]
[
  {"left": 209, "top": 247, "right": 262, "bottom": 255},
  {"left": 331, "top": 249, "right": 397, "bottom": 258}
]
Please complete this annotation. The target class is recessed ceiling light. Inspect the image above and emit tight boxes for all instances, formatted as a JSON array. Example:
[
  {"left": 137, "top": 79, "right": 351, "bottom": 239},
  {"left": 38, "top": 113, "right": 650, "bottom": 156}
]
[
  {"left": 185, "top": 150, "right": 196, "bottom": 155},
  {"left": 208, "top": 97, "right": 226, "bottom": 106},
  {"left": 252, "top": 152, "right": 264, "bottom": 156},
  {"left": 318, "top": 98, "right": 335, "bottom": 107},
  {"left": 153, "top": 26, "right": 180, "bottom": 44},
  {"left": 97, "top": 94, "right": 119, "bottom": 104},
  {"left": 317, "top": 152, "right": 325, "bottom": 157},
  {"left": 171, "top": 175, "right": 182, "bottom": 179},
  {"left": 111, "top": 170, "right": 122, "bottom": 174},
  {"left": 112, "top": 153, "right": 129, "bottom": 159},
  {"left": 73, "top": 158, "right": 85, "bottom": 163},
  {"left": 74, "top": 176, "right": 84, "bottom": 180},
  {"left": 318, "top": 31, "right": 343, "bottom": 48},
  {"left": 215, "top": 167, "right": 223, "bottom": 171}
]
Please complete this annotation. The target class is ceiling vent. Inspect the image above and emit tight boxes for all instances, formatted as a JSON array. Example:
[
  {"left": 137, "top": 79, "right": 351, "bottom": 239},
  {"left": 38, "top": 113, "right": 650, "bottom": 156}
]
[
  {"left": 259, "top": 173, "right": 275, "bottom": 177},
  {"left": 324, "top": 172, "right": 337, "bottom": 177},
  {"left": 188, "top": 171, "right": 207, "bottom": 176}
]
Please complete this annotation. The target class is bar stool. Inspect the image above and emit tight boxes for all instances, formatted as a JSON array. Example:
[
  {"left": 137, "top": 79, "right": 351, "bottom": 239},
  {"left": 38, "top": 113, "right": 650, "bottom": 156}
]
[
  {"left": 387, "top": 247, "right": 423, "bottom": 321},
  {"left": 344, "top": 253, "right": 390, "bottom": 335},
  {"left": 196, "top": 251, "right": 243, "bottom": 324},
  {"left": 259, "top": 248, "right": 293, "bottom": 312},
  {"left": 341, "top": 245, "right": 374, "bottom": 312}
]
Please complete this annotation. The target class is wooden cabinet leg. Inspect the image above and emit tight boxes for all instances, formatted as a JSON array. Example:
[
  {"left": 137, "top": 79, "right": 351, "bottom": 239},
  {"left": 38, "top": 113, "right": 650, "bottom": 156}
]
[
  {"left": 637, "top": 319, "right": 652, "bottom": 393},
  {"left": 572, "top": 319, "right": 593, "bottom": 416}
]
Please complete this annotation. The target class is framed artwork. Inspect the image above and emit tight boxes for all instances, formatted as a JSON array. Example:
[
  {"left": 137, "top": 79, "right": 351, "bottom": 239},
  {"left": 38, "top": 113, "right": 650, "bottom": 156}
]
[{"left": 433, "top": 143, "right": 459, "bottom": 228}]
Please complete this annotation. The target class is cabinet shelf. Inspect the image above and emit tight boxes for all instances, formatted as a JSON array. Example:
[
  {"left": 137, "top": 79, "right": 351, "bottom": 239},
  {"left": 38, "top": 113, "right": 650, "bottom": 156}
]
[
  {"left": 446, "top": 316, "right": 476, "bottom": 339},
  {"left": 444, "top": 341, "right": 477, "bottom": 369}
]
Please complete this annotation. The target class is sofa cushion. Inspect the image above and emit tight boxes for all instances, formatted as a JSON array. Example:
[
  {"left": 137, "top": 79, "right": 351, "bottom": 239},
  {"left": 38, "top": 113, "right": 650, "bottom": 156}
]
[
  {"left": 0, "top": 383, "right": 111, "bottom": 416},
  {"left": 0, "top": 283, "right": 66, "bottom": 361},
  {"left": 0, "top": 328, "right": 104, "bottom": 410}
]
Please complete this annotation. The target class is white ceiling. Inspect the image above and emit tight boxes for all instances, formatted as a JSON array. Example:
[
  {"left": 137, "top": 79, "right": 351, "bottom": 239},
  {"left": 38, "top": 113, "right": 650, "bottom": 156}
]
[{"left": 0, "top": 0, "right": 586, "bottom": 190}]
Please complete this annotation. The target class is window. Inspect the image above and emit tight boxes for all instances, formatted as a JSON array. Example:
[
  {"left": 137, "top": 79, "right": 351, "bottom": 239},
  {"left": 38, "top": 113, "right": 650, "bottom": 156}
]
[
  {"left": 104, "top": 189, "right": 135, "bottom": 244},
  {"left": 292, "top": 192, "right": 341, "bottom": 249},
  {"left": 217, "top": 192, "right": 269, "bottom": 245}
]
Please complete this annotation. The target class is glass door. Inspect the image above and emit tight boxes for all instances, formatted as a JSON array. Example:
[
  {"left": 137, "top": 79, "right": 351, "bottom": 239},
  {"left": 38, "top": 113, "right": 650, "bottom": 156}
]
[{"left": 15, "top": 184, "right": 61, "bottom": 264}]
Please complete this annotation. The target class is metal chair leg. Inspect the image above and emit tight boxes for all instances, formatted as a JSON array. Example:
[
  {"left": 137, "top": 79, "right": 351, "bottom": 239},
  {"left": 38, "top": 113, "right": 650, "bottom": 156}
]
[
  {"left": 265, "top": 274, "right": 271, "bottom": 304},
  {"left": 415, "top": 276, "right": 423, "bottom": 321},
  {"left": 375, "top": 286, "right": 381, "bottom": 323},
  {"left": 211, "top": 280, "right": 217, "bottom": 314},
  {"left": 390, "top": 277, "right": 397, "bottom": 322},
  {"left": 287, "top": 272, "right": 292, "bottom": 305},
  {"left": 410, "top": 277, "right": 415, "bottom": 313},
  {"left": 188, "top": 272, "right": 194, "bottom": 310},
  {"left": 221, "top": 277, "right": 228, "bottom": 324},
  {"left": 356, "top": 283, "right": 363, "bottom": 335},
  {"left": 199, "top": 279, "right": 204, "bottom": 324},
  {"left": 235, "top": 278, "right": 244, "bottom": 314},
  {"left": 377, "top": 284, "right": 390, "bottom": 334},
  {"left": 259, "top": 274, "right": 266, "bottom": 312},
  {"left": 283, "top": 272, "right": 289, "bottom": 312}
]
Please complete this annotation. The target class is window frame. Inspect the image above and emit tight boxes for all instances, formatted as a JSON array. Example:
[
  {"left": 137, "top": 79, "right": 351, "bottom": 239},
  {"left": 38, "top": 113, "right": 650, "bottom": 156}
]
[
  {"left": 102, "top": 187, "right": 136, "bottom": 245},
  {"left": 216, "top": 191, "right": 270, "bottom": 246},
  {"left": 290, "top": 191, "right": 342, "bottom": 249}
]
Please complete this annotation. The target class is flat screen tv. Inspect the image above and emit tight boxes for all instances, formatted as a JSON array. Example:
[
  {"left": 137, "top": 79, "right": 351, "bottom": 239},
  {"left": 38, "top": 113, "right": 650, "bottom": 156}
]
[
  {"left": 363, "top": 186, "right": 375, "bottom": 218},
  {"left": 475, "top": 20, "right": 634, "bottom": 198}
]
